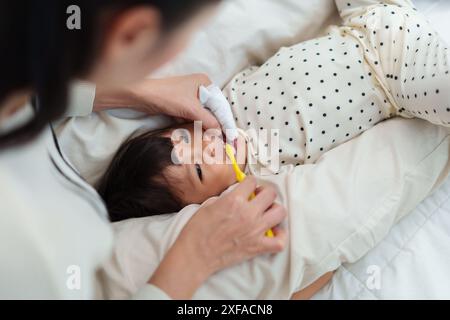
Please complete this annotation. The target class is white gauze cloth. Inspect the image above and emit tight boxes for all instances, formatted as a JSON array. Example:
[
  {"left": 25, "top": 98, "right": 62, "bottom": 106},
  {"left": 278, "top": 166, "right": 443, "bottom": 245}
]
[{"left": 199, "top": 84, "right": 238, "bottom": 143}]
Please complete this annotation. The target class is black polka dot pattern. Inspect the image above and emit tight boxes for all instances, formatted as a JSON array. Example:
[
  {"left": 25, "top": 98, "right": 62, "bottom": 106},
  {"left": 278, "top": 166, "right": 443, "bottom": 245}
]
[{"left": 222, "top": 0, "right": 450, "bottom": 169}]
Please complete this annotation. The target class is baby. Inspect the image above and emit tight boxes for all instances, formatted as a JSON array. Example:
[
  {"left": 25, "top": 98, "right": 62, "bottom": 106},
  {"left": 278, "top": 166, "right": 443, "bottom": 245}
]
[
  {"left": 99, "top": 0, "right": 449, "bottom": 220},
  {"left": 98, "top": 0, "right": 450, "bottom": 298}
]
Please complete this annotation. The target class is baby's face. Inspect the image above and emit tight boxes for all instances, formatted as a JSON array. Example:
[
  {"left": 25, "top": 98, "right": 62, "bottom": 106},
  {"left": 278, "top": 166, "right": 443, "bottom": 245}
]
[{"left": 163, "top": 123, "right": 247, "bottom": 205}]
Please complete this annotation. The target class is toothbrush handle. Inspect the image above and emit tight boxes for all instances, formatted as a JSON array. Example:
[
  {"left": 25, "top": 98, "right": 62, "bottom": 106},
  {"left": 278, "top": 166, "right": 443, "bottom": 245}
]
[
  {"left": 265, "top": 229, "right": 274, "bottom": 238},
  {"left": 248, "top": 192, "right": 274, "bottom": 238}
]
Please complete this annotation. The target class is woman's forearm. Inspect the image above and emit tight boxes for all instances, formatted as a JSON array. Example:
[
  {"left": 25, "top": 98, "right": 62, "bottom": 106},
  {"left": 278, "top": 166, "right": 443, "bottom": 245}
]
[
  {"left": 148, "top": 176, "right": 286, "bottom": 299},
  {"left": 92, "top": 84, "right": 148, "bottom": 113},
  {"left": 92, "top": 75, "right": 221, "bottom": 129},
  {"left": 148, "top": 238, "right": 213, "bottom": 299}
]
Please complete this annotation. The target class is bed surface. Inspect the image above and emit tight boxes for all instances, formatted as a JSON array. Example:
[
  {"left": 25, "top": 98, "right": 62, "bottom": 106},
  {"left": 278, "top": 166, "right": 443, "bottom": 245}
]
[
  {"left": 57, "top": 0, "right": 450, "bottom": 299},
  {"left": 314, "top": 174, "right": 450, "bottom": 299},
  {"left": 313, "top": 0, "right": 450, "bottom": 299}
]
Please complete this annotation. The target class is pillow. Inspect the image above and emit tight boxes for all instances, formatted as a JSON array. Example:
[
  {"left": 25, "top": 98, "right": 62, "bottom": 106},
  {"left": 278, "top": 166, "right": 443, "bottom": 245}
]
[
  {"left": 57, "top": 0, "right": 338, "bottom": 185},
  {"left": 99, "top": 118, "right": 450, "bottom": 299},
  {"left": 152, "top": 0, "right": 338, "bottom": 87}
]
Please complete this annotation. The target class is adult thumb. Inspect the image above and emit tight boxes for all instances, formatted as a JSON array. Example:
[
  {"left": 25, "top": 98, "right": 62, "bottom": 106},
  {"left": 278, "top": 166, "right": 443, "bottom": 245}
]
[{"left": 190, "top": 104, "right": 220, "bottom": 129}]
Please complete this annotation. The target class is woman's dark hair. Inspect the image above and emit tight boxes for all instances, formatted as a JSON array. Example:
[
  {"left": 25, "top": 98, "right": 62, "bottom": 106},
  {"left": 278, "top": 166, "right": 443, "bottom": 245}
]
[
  {"left": 96, "top": 129, "right": 183, "bottom": 222},
  {"left": 0, "top": 0, "right": 219, "bottom": 148}
]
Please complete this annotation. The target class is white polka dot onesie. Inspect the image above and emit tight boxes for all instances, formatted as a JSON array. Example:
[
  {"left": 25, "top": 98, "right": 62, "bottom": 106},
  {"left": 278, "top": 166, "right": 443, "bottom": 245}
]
[
  {"left": 105, "top": 1, "right": 450, "bottom": 300},
  {"left": 223, "top": 0, "right": 450, "bottom": 166}
]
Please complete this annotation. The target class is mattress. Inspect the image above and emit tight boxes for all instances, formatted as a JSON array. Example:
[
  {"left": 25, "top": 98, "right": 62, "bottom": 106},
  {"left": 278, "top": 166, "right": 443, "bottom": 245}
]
[
  {"left": 57, "top": 0, "right": 450, "bottom": 299},
  {"left": 313, "top": 0, "right": 450, "bottom": 299},
  {"left": 313, "top": 175, "right": 450, "bottom": 299}
]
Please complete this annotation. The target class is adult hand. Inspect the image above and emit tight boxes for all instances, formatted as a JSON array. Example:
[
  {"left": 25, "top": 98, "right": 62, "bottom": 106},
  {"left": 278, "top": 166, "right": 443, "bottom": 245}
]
[
  {"left": 149, "top": 176, "right": 288, "bottom": 299},
  {"left": 94, "top": 74, "right": 220, "bottom": 129}
]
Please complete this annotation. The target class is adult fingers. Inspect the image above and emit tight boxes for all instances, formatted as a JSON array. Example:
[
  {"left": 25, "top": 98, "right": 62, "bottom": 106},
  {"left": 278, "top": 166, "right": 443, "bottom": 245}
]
[
  {"left": 259, "top": 227, "right": 288, "bottom": 254},
  {"left": 227, "top": 176, "right": 257, "bottom": 202},
  {"left": 261, "top": 203, "right": 287, "bottom": 231},
  {"left": 193, "top": 73, "right": 213, "bottom": 87},
  {"left": 251, "top": 185, "right": 278, "bottom": 215},
  {"left": 188, "top": 103, "right": 220, "bottom": 129},
  {"left": 253, "top": 186, "right": 264, "bottom": 195}
]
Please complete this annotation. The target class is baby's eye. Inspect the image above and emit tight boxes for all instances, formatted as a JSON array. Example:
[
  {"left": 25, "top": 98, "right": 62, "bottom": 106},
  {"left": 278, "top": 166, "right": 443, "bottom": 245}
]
[{"left": 195, "top": 164, "right": 203, "bottom": 181}]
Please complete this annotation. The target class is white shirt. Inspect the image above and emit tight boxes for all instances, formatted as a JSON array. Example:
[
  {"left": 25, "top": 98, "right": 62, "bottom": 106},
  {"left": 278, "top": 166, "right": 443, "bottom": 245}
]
[{"left": 0, "top": 82, "right": 170, "bottom": 299}]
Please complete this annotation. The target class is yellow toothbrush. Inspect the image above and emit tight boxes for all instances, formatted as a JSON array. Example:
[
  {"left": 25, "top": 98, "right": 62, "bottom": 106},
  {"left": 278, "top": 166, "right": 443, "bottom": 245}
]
[{"left": 225, "top": 144, "right": 274, "bottom": 238}]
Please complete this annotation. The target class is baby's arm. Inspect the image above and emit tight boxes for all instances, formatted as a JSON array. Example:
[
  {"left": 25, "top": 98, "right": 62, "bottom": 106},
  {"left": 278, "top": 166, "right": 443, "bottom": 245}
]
[
  {"left": 335, "top": 0, "right": 415, "bottom": 21},
  {"left": 291, "top": 272, "right": 334, "bottom": 300}
]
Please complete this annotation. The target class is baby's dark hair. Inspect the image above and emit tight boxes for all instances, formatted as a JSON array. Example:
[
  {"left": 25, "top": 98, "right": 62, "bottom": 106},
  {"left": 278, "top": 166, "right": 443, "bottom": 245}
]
[{"left": 97, "top": 129, "right": 183, "bottom": 222}]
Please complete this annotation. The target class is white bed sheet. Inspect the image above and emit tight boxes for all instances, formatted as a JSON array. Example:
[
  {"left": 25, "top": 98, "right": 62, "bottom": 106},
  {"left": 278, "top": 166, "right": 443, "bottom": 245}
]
[
  {"left": 313, "top": 174, "right": 450, "bottom": 299},
  {"left": 57, "top": 0, "right": 450, "bottom": 299},
  {"left": 312, "top": 0, "right": 450, "bottom": 299}
]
